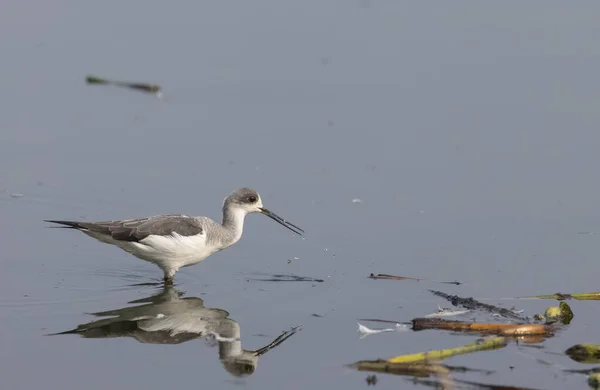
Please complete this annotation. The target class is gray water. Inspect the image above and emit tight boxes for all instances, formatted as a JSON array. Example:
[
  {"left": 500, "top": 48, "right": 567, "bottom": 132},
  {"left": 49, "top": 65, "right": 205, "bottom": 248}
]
[{"left": 2, "top": 2, "right": 600, "bottom": 389}]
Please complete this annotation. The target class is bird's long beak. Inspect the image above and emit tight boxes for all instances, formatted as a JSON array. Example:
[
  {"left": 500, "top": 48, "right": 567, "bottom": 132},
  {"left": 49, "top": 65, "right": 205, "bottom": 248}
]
[
  {"left": 259, "top": 208, "right": 304, "bottom": 237},
  {"left": 253, "top": 326, "right": 302, "bottom": 356}
]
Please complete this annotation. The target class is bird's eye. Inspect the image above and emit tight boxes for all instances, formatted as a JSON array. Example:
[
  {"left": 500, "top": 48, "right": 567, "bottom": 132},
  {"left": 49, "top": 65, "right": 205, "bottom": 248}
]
[{"left": 247, "top": 196, "right": 257, "bottom": 203}]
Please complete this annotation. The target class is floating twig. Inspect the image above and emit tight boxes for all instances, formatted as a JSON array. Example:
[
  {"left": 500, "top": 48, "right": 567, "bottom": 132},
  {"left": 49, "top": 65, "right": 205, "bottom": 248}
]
[
  {"left": 85, "top": 75, "right": 163, "bottom": 98},
  {"left": 369, "top": 273, "right": 461, "bottom": 285},
  {"left": 519, "top": 291, "right": 600, "bottom": 301},
  {"left": 369, "top": 273, "right": 421, "bottom": 281},
  {"left": 247, "top": 274, "right": 324, "bottom": 283},
  {"left": 411, "top": 318, "right": 554, "bottom": 337}
]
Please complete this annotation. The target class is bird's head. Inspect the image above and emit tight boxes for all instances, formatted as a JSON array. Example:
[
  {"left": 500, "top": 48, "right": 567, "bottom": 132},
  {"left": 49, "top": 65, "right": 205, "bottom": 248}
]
[{"left": 223, "top": 188, "right": 304, "bottom": 236}]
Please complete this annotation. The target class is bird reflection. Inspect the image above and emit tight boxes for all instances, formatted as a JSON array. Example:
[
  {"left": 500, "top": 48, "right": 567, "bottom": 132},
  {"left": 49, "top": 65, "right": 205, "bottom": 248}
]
[{"left": 52, "top": 286, "right": 300, "bottom": 377}]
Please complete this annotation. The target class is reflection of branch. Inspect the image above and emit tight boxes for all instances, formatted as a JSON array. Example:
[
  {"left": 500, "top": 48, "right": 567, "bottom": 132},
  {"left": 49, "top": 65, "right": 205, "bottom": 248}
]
[
  {"left": 430, "top": 362, "right": 455, "bottom": 390},
  {"left": 254, "top": 326, "right": 302, "bottom": 356},
  {"left": 354, "top": 361, "right": 443, "bottom": 378},
  {"left": 429, "top": 290, "right": 527, "bottom": 321},
  {"left": 350, "top": 333, "right": 545, "bottom": 389},
  {"left": 350, "top": 337, "right": 506, "bottom": 371},
  {"left": 449, "top": 378, "right": 542, "bottom": 390},
  {"left": 414, "top": 377, "right": 541, "bottom": 390},
  {"left": 565, "top": 343, "right": 600, "bottom": 364},
  {"left": 350, "top": 337, "right": 504, "bottom": 387}
]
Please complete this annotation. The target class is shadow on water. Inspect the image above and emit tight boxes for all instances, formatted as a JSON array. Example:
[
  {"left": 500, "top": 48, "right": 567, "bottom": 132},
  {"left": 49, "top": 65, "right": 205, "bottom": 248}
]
[{"left": 48, "top": 286, "right": 301, "bottom": 377}]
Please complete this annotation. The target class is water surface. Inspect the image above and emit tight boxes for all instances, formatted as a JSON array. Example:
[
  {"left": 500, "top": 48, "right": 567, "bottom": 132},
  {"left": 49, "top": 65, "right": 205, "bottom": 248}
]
[{"left": 2, "top": 2, "right": 600, "bottom": 389}]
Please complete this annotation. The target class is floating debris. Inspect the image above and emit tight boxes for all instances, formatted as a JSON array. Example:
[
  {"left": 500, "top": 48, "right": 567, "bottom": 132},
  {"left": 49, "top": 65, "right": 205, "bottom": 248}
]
[
  {"left": 412, "top": 318, "right": 554, "bottom": 337},
  {"left": 85, "top": 75, "right": 163, "bottom": 99},
  {"left": 247, "top": 274, "right": 325, "bottom": 283},
  {"left": 543, "top": 302, "right": 574, "bottom": 325},
  {"left": 357, "top": 322, "right": 409, "bottom": 339},
  {"left": 352, "top": 198, "right": 363, "bottom": 204},
  {"left": 369, "top": 273, "right": 421, "bottom": 281},
  {"left": 429, "top": 290, "right": 527, "bottom": 321},
  {"left": 370, "top": 273, "right": 461, "bottom": 285},
  {"left": 519, "top": 291, "right": 600, "bottom": 301},
  {"left": 365, "top": 374, "right": 377, "bottom": 385},
  {"left": 424, "top": 304, "right": 471, "bottom": 318},
  {"left": 358, "top": 323, "right": 396, "bottom": 337},
  {"left": 565, "top": 344, "right": 600, "bottom": 364}
]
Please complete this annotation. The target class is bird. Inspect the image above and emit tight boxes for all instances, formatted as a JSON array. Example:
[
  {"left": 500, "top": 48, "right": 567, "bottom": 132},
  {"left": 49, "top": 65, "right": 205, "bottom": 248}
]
[{"left": 45, "top": 188, "right": 304, "bottom": 284}]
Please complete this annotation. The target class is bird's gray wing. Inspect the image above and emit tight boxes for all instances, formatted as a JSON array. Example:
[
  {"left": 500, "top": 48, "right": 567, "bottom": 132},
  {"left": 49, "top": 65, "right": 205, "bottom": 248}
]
[
  {"left": 46, "top": 215, "right": 204, "bottom": 242},
  {"left": 108, "top": 215, "right": 204, "bottom": 242}
]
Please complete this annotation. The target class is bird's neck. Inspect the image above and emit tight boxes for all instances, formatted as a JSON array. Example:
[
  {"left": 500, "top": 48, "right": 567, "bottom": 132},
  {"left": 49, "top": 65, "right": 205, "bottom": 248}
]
[
  {"left": 218, "top": 320, "right": 243, "bottom": 357},
  {"left": 221, "top": 207, "right": 247, "bottom": 247}
]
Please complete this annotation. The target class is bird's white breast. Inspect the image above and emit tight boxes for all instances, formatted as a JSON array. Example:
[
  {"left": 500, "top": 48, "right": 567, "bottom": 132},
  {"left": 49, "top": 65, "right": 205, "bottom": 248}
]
[
  {"left": 138, "top": 308, "right": 228, "bottom": 336},
  {"left": 130, "top": 232, "right": 217, "bottom": 268}
]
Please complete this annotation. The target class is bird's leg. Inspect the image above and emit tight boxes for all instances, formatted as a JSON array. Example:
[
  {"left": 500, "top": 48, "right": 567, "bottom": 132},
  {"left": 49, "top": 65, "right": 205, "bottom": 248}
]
[{"left": 163, "top": 269, "right": 176, "bottom": 285}]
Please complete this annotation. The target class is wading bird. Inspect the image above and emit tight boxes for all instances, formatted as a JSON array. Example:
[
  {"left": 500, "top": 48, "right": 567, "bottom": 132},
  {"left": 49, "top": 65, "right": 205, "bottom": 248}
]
[{"left": 45, "top": 188, "right": 304, "bottom": 284}]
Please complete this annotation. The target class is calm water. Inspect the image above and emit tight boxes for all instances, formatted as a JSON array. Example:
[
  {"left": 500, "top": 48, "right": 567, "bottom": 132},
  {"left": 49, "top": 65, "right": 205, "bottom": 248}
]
[{"left": 2, "top": 2, "right": 600, "bottom": 389}]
